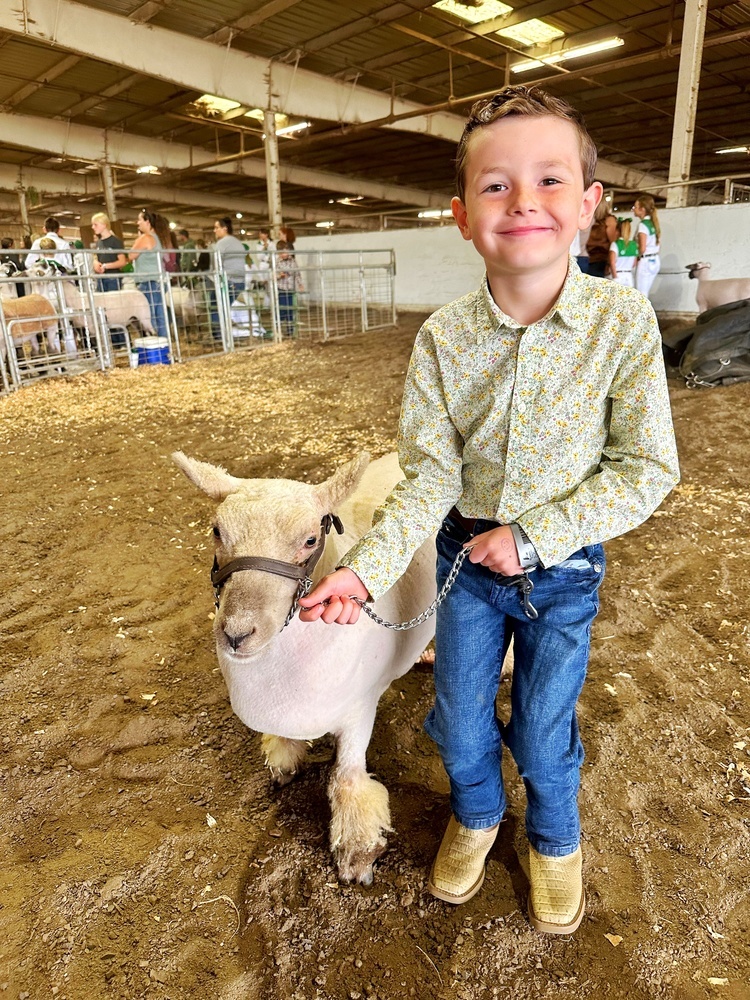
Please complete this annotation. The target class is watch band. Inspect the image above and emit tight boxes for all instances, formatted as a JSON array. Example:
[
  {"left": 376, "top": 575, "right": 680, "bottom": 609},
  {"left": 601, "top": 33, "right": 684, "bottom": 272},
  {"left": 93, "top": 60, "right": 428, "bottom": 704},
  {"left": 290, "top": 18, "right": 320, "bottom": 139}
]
[{"left": 509, "top": 522, "right": 539, "bottom": 570}]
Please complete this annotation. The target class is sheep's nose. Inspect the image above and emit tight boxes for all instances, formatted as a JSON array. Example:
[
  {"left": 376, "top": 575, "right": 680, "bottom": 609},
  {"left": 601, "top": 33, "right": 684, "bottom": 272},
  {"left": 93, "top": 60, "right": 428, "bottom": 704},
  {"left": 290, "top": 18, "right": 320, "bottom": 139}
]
[{"left": 225, "top": 628, "right": 255, "bottom": 651}]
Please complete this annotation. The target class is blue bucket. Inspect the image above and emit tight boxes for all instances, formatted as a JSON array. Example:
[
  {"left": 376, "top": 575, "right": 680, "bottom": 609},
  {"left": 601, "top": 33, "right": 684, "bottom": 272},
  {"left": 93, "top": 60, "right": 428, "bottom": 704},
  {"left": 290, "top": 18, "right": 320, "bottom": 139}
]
[{"left": 133, "top": 336, "right": 170, "bottom": 366}]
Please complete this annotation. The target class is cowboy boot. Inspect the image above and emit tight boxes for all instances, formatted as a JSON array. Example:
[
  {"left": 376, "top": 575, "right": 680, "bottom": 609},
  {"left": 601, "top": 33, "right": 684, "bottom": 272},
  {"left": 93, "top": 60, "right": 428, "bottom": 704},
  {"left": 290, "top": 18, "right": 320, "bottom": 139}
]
[
  {"left": 428, "top": 816, "right": 498, "bottom": 904},
  {"left": 528, "top": 845, "right": 585, "bottom": 935}
]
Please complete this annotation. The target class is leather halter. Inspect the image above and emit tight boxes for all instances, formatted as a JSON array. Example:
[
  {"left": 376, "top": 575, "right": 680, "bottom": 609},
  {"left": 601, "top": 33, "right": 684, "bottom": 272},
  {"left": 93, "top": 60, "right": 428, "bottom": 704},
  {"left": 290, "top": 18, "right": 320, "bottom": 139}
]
[{"left": 210, "top": 512, "right": 344, "bottom": 610}]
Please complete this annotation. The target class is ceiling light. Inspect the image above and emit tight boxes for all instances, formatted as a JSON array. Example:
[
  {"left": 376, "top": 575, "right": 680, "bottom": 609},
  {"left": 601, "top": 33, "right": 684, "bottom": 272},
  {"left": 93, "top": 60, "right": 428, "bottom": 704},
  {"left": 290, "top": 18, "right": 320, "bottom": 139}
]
[
  {"left": 418, "top": 209, "right": 453, "bottom": 219},
  {"left": 194, "top": 94, "right": 242, "bottom": 116},
  {"left": 316, "top": 221, "right": 335, "bottom": 228},
  {"left": 336, "top": 196, "right": 365, "bottom": 205},
  {"left": 496, "top": 21, "right": 564, "bottom": 46},
  {"left": 433, "top": 0, "right": 512, "bottom": 24},
  {"left": 716, "top": 145, "right": 749, "bottom": 154},
  {"left": 262, "top": 120, "right": 311, "bottom": 139},
  {"left": 169, "top": 221, "right": 177, "bottom": 229},
  {"left": 512, "top": 36, "right": 624, "bottom": 73},
  {"left": 236, "top": 212, "right": 243, "bottom": 218},
  {"left": 136, "top": 165, "right": 160, "bottom": 174}
]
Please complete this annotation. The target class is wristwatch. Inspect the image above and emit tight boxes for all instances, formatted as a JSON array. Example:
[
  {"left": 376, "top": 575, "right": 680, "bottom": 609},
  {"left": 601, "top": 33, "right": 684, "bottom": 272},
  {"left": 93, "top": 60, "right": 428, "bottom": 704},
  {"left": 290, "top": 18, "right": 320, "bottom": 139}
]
[{"left": 509, "top": 523, "right": 539, "bottom": 570}]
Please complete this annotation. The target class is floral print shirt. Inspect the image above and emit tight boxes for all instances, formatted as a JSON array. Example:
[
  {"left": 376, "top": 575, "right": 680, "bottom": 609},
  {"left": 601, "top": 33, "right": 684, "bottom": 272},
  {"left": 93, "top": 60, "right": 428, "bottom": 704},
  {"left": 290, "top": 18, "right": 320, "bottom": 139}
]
[{"left": 341, "top": 261, "right": 680, "bottom": 599}]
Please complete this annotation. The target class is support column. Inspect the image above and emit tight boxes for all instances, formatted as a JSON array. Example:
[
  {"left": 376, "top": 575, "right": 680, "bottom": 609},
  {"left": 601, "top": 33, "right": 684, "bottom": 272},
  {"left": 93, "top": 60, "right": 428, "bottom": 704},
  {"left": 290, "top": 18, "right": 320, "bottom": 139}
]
[
  {"left": 100, "top": 162, "right": 118, "bottom": 221},
  {"left": 17, "top": 188, "right": 29, "bottom": 231},
  {"left": 666, "top": 0, "right": 708, "bottom": 208},
  {"left": 263, "top": 109, "right": 283, "bottom": 231}
]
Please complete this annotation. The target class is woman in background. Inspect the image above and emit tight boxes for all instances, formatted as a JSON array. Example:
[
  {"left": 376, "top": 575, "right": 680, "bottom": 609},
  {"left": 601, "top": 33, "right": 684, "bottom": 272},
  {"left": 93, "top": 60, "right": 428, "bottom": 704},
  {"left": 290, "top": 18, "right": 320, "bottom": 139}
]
[
  {"left": 633, "top": 194, "right": 661, "bottom": 298},
  {"left": 128, "top": 209, "right": 168, "bottom": 339},
  {"left": 585, "top": 200, "right": 617, "bottom": 278}
]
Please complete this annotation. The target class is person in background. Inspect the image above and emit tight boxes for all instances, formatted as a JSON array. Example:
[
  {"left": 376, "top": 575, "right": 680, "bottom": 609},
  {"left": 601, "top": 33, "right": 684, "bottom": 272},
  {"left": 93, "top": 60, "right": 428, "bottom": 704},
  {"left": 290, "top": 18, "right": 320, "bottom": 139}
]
[
  {"left": 633, "top": 194, "right": 661, "bottom": 299},
  {"left": 585, "top": 200, "right": 617, "bottom": 278},
  {"left": 91, "top": 213, "right": 126, "bottom": 291},
  {"left": 279, "top": 225, "right": 296, "bottom": 250},
  {"left": 299, "top": 84, "right": 679, "bottom": 936},
  {"left": 193, "top": 239, "right": 210, "bottom": 272},
  {"left": 175, "top": 228, "right": 198, "bottom": 275},
  {"left": 209, "top": 217, "right": 248, "bottom": 337},
  {"left": 0, "top": 236, "right": 27, "bottom": 297},
  {"left": 25, "top": 217, "right": 74, "bottom": 272},
  {"left": 36, "top": 237, "right": 70, "bottom": 275},
  {"left": 128, "top": 209, "right": 168, "bottom": 339},
  {"left": 275, "top": 239, "right": 301, "bottom": 337},
  {"left": 608, "top": 218, "right": 638, "bottom": 286}
]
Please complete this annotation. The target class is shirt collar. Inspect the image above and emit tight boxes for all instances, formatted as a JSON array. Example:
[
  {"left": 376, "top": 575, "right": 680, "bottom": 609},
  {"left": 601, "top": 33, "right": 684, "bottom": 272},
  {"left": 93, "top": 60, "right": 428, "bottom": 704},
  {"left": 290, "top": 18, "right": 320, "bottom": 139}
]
[{"left": 477, "top": 256, "right": 584, "bottom": 344}]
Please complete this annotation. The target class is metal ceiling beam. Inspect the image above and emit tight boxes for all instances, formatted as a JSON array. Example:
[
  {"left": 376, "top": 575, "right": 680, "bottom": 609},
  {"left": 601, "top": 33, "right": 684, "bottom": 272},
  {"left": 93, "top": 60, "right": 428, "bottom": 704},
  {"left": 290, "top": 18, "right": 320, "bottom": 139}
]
[
  {"left": 205, "top": 0, "right": 305, "bottom": 46},
  {"left": 1, "top": 53, "right": 81, "bottom": 109},
  {"left": 0, "top": 0, "right": 465, "bottom": 143},
  {"left": 0, "top": 162, "right": 368, "bottom": 225},
  {"left": 0, "top": 111, "right": 450, "bottom": 208}
]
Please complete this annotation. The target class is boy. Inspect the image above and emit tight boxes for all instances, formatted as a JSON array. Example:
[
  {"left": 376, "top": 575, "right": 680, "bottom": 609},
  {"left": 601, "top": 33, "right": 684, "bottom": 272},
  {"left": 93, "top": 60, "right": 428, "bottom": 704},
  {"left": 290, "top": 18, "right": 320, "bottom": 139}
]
[{"left": 299, "top": 85, "right": 679, "bottom": 935}]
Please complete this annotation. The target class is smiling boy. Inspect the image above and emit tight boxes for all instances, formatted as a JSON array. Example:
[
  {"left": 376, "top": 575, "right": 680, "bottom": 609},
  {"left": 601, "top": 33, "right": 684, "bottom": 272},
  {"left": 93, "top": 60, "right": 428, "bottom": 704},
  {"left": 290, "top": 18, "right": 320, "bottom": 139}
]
[{"left": 299, "top": 86, "right": 679, "bottom": 935}]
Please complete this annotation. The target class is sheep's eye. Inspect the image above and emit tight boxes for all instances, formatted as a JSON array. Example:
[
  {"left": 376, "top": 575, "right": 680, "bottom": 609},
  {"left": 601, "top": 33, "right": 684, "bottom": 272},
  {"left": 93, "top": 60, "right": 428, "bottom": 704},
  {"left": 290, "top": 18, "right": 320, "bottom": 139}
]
[
  {"left": 305, "top": 535, "right": 317, "bottom": 548},
  {"left": 213, "top": 525, "right": 221, "bottom": 539}
]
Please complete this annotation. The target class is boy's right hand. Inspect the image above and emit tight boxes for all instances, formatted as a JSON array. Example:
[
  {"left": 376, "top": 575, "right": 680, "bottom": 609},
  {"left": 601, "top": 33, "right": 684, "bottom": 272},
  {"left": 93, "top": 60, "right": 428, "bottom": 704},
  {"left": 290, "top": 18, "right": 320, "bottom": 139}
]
[{"left": 297, "top": 567, "right": 369, "bottom": 625}]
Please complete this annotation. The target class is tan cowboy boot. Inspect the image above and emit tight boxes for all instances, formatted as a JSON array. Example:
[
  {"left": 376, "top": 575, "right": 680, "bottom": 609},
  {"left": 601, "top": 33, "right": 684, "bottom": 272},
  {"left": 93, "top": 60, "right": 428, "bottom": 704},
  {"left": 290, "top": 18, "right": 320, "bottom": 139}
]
[
  {"left": 428, "top": 816, "right": 498, "bottom": 904},
  {"left": 527, "top": 845, "right": 585, "bottom": 935}
]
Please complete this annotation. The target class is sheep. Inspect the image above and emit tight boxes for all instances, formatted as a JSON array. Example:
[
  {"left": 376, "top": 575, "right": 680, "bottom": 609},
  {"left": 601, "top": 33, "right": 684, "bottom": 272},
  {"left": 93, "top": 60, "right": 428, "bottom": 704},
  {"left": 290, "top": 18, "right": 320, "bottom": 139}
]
[
  {"left": 1, "top": 294, "right": 61, "bottom": 357},
  {"left": 686, "top": 262, "right": 750, "bottom": 313},
  {"left": 56, "top": 280, "right": 156, "bottom": 335},
  {"left": 169, "top": 285, "right": 200, "bottom": 325},
  {"left": 174, "top": 450, "right": 437, "bottom": 885}
]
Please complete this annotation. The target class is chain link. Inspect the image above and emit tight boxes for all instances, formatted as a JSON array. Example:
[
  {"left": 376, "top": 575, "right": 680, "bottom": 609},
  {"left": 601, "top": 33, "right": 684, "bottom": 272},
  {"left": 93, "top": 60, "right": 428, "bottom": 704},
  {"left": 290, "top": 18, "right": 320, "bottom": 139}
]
[{"left": 349, "top": 545, "right": 471, "bottom": 631}]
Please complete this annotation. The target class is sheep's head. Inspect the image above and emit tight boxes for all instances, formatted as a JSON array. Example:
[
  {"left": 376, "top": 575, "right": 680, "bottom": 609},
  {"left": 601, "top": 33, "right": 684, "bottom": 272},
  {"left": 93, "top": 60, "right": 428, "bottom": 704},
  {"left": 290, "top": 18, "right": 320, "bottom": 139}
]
[
  {"left": 686, "top": 261, "right": 710, "bottom": 280},
  {"left": 173, "top": 451, "right": 370, "bottom": 656}
]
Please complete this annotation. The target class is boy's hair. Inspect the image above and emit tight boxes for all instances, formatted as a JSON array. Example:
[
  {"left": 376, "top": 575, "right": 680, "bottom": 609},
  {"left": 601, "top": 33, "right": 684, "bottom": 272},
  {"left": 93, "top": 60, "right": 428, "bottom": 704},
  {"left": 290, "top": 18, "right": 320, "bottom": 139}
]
[
  {"left": 91, "top": 211, "right": 110, "bottom": 227},
  {"left": 39, "top": 237, "right": 57, "bottom": 251},
  {"left": 634, "top": 193, "right": 661, "bottom": 242},
  {"left": 455, "top": 85, "right": 598, "bottom": 201},
  {"left": 44, "top": 217, "right": 60, "bottom": 233},
  {"left": 275, "top": 240, "right": 289, "bottom": 251}
]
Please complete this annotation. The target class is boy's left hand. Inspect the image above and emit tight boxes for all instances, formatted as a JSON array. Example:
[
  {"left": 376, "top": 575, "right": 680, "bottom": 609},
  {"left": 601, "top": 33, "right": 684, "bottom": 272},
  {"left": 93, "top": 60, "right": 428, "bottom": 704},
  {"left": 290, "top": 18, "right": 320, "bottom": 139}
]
[{"left": 464, "top": 525, "right": 523, "bottom": 576}]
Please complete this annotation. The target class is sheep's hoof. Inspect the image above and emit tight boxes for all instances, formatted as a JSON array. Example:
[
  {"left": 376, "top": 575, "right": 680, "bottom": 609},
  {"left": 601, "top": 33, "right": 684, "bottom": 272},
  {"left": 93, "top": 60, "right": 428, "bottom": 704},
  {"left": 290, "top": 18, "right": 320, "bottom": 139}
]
[
  {"left": 336, "top": 838, "right": 387, "bottom": 886},
  {"left": 268, "top": 764, "right": 298, "bottom": 788}
]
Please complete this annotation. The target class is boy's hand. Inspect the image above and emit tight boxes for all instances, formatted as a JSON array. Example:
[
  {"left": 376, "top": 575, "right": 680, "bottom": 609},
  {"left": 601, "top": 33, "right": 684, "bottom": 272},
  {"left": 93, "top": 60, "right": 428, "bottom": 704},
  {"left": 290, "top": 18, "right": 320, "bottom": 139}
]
[
  {"left": 464, "top": 525, "right": 523, "bottom": 576},
  {"left": 297, "top": 568, "right": 369, "bottom": 625}
]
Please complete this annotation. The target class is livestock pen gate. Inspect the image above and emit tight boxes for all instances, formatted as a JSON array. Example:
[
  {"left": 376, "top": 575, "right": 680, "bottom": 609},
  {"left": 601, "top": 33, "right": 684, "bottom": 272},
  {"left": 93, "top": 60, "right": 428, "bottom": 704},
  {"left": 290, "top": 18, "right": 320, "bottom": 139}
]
[{"left": 0, "top": 248, "right": 396, "bottom": 392}]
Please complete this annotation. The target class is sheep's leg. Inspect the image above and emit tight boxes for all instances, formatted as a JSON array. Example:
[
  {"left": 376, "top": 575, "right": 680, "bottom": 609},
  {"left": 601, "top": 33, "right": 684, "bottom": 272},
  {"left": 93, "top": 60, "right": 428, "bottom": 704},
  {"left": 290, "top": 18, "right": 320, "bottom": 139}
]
[
  {"left": 329, "top": 703, "right": 391, "bottom": 886},
  {"left": 260, "top": 733, "right": 308, "bottom": 787}
]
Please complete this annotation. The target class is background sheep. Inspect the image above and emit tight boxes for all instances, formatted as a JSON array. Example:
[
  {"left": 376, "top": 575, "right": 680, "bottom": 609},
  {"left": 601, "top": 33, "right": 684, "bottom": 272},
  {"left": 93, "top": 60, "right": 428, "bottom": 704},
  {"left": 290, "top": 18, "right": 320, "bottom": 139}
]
[
  {"left": 58, "top": 280, "right": 156, "bottom": 335},
  {"left": 686, "top": 261, "right": 750, "bottom": 313},
  {"left": 174, "top": 450, "right": 437, "bottom": 885}
]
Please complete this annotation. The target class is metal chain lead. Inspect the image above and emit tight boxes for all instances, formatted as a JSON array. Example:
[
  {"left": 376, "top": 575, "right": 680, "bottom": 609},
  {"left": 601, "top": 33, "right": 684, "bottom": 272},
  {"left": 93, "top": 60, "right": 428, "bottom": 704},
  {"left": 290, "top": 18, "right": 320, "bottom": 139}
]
[{"left": 349, "top": 544, "right": 471, "bottom": 631}]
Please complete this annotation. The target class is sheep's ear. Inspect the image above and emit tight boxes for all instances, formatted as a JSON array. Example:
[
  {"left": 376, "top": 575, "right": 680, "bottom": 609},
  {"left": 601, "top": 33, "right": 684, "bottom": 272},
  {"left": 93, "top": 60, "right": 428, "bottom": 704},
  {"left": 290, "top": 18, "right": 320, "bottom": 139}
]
[
  {"left": 172, "top": 451, "right": 244, "bottom": 500},
  {"left": 313, "top": 452, "right": 370, "bottom": 511}
]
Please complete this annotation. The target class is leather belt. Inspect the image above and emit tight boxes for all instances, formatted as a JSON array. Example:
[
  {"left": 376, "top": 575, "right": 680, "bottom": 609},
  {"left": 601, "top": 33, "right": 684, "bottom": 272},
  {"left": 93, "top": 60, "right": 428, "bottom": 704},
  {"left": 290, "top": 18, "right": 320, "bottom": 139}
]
[{"left": 448, "top": 505, "right": 495, "bottom": 533}]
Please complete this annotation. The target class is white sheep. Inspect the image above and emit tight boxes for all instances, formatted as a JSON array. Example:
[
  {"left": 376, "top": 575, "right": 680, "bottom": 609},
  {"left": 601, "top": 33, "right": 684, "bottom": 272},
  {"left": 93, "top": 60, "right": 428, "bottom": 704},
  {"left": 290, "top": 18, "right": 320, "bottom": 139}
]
[
  {"left": 57, "top": 280, "right": 156, "bottom": 334},
  {"left": 174, "top": 450, "right": 437, "bottom": 885},
  {"left": 169, "top": 286, "right": 200, "bottom": 325},
  {"left": 686, "top": 262, "right": 750, "bottom": 313},
  {"left": 1, "top": 294, "right": 61, "bottom": 357}
]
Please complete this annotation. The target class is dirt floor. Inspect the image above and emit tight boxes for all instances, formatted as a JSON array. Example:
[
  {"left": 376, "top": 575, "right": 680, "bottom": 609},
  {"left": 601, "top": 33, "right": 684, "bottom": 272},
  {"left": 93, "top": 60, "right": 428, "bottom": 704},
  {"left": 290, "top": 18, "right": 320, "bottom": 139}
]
[{"left": 1, "top": 315, "right": 749, "bottom": 1000}]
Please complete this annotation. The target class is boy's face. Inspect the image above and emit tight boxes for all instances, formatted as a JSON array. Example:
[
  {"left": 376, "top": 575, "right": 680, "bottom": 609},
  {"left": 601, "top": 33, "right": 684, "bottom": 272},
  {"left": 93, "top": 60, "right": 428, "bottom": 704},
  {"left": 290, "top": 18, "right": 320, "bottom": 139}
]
[{"left": 452, "top": 116, "right": 601, "bottom": 280}]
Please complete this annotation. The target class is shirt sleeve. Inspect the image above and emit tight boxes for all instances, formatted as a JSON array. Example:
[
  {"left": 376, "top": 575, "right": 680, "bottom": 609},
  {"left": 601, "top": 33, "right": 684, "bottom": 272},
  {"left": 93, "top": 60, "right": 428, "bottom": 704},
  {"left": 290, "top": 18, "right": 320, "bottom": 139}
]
[
  {"left": 519, "top": 296, "right": 680, "bottom": 566},
  {"left": 339, "top": 321, "right": 464, "bottom": 599}
]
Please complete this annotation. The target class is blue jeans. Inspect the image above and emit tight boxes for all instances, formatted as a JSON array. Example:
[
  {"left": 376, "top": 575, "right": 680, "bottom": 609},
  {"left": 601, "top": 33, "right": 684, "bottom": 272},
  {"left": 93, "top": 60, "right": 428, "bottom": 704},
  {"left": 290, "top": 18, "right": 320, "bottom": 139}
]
[
  {"left": 97, "top": 275, "right": 122, "bottom": 292},
  {"left": 278, "top": 289, "right": 296, "bottom": 336},
  {"left": 425, "top": 516, "right": 605, "bottom": 856},
  {"left": 137, "top": 280, "right": 168, "bottom": 339}
]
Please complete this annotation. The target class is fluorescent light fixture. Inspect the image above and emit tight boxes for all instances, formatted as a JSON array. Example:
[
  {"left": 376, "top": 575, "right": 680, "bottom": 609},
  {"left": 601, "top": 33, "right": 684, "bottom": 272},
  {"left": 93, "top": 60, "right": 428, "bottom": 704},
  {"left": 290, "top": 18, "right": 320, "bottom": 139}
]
[
  {"left": 194, "top": 94, "right": 241, "bottom": 115},
  {"left": 716, "top": 145, "right": 749, "bottom": 154},
  {"left": 336, "top": 195, "right": 365, "bottom": 205},
  {"left": 169, "top": 221, "right": 177, "bottom": 229},
  {"left": 315, "top": 221, "right": 335, "bottom": 229},
  {"left": 418, "top": 209, "right": 453, "bottom": 219},
  {"left": 512, "top": 36, "right": 624, "bottom": 73},
  {"left": 270, "top": 120, "right": 311, "bottom": 138},
  {"left": 136, "top": 165, "right": 160, "bottom": 174},
  {"left": 434, "top": 2, "right": 562, "bottom": 48}
]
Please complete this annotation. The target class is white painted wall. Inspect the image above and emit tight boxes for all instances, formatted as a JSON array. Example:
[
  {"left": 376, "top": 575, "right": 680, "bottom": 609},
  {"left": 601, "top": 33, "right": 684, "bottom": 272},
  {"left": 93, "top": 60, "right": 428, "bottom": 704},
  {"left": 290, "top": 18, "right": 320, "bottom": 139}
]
[{"left": 296, "top": 202, "right": 750, "bottom": 318}]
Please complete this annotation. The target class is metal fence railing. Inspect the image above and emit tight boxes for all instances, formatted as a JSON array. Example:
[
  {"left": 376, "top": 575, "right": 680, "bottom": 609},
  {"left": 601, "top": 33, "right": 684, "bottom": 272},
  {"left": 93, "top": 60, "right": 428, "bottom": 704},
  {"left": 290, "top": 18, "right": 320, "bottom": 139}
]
[{"left": 0, "top": 247, "right": 396, "bottom": 393}]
